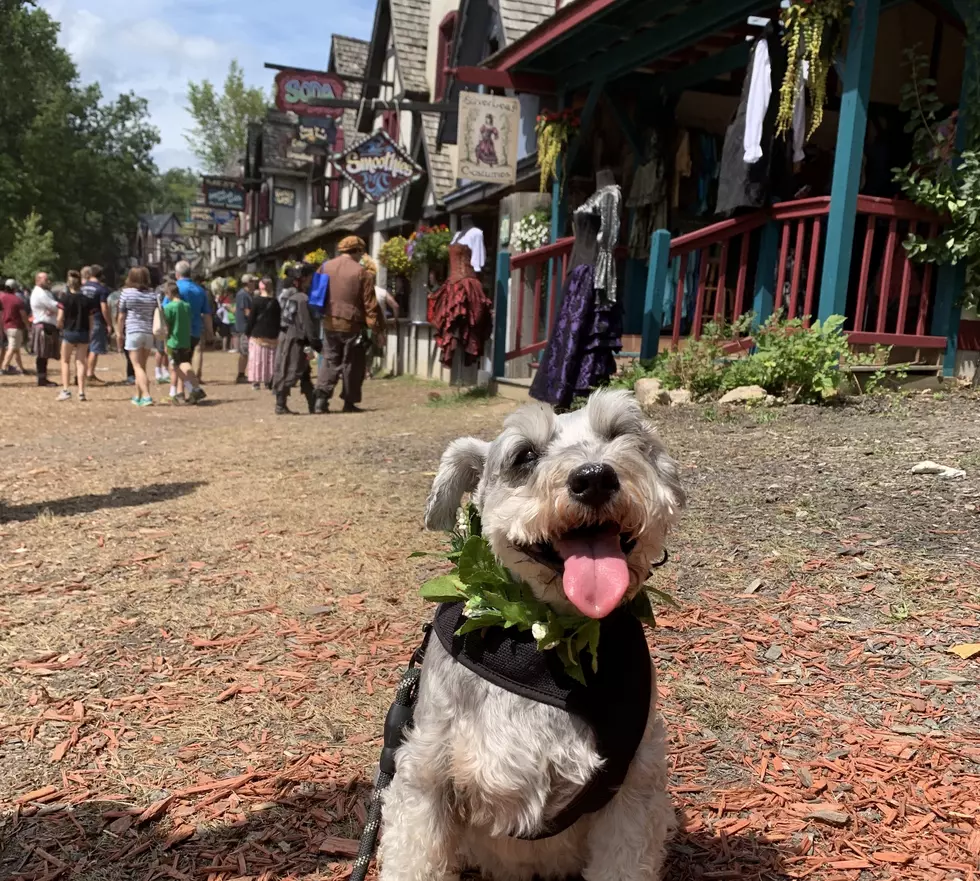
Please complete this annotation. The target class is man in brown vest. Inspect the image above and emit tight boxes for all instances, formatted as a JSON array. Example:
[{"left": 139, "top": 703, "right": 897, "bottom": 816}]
[{"left": 314, "top": 236, "right": 381, "bottom": 413}]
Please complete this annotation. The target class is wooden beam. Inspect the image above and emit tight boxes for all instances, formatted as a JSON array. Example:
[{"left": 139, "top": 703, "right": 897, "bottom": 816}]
[
  {"left": 561, "top": 0, "right": 765, "bottom": 89},
  {"left": 654, "top": 41, "right": 752, "bottom": 95},
  {"left": 564, "top": 79, "right": 606, "bottom": 176},
  {"left": 605, "top": 91, "right": 642, "bottom": 157},
  {"left": 487, "top": 0, "right": 625, "bottom": 72},
  {"left": 453, "top": 66, "right": 556, "bottom": 94},
  {"left": 819, "top": 0, "right": 881, "bottom": 321}
]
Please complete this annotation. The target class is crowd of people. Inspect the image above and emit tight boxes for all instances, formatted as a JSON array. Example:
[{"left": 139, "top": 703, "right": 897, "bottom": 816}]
[{"left": 0, "top": 235, "right": 396, "bottom": 415}]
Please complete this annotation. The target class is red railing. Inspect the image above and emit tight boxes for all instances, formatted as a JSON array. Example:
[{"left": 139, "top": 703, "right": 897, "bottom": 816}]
[
  {"left": 501, "top": 196, "right": 946, "bottom": 368},
  {"left": 850, "top": 195, "right": 946, "bottom": 349},
  {"left": 506, "top": 237, "right": 574, "bottom": 361}
]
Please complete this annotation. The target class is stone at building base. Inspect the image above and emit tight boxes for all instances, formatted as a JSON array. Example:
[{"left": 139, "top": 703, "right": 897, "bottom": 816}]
[
  {"left": 719, "top": 385, "right": 767, "bottom": 404},
  {"left": 635, "top": 378, "right": 670, "bottom": 412}
]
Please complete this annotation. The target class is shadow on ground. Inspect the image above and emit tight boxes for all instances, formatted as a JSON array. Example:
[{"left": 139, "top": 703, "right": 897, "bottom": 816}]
[
  {"left": 1, "top": 795, "right": 791, "bottom": 881},
  {"left": 0, "top": 481, "right": 206, "bottom": 522}
]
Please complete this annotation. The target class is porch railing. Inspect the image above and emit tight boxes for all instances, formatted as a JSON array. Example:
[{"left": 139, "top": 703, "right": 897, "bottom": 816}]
[{"left": 495, "top": 196, "right": 948, "bottom": 377}]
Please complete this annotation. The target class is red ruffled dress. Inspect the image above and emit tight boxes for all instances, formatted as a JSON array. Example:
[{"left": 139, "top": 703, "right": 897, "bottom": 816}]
[{"left": 430, "top": 244, "right": 493, "bottom": 369}]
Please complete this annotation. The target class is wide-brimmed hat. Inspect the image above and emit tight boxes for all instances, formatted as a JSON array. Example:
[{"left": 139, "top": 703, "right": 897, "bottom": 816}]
[
  {"left": 338, "top": 236, "right": 366, "bottom": 254},
  {"left": 241, "top": 273, "right": 256, "bottom": 283}
]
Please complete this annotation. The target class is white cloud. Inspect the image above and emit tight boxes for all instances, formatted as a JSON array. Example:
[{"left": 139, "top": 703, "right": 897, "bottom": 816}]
[{"left": 38, "top": 0, "right": 375, "bottom": 171}]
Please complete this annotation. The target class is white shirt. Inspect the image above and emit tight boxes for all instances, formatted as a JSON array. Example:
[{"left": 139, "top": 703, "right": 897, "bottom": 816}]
[
  {"left": 31, "top": 285, "right": 59, "bottom": 325},
  {"left": 452, "top": 227, "right": 487, "bottom": 273},
  {"left": 743, "top": 39, "right": 807, "bottom": 165}
]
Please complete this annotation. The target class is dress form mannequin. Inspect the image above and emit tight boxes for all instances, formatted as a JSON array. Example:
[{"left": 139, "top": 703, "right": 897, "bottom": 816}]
[
  {"left": 596, "top": 168, "right": 617, "bottom": 189},
  {"left": 451, "top": 215, "right": 486, "bottom": 272}
]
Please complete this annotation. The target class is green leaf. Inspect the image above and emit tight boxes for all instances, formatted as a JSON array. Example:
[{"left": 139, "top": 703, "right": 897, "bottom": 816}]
[
  {"left": 408, "top": 551, "right": 434, "bottom": 559},
  {"left": 646, "top": 586, "right": 680, "bottom": 609},
  {"left": 419, "top": 575, "right": 465, "bottom": 603},
  {"left": 629, "top": 591, "right": 657, "bottom": 626}
]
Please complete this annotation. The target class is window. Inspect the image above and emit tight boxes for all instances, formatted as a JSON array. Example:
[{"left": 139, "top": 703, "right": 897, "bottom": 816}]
[
  {"left": 435, "top": 12, "right": 457, "bottom": 102},
  {"left": 382, "top": 109, "right": 400, "bottom": 142}
]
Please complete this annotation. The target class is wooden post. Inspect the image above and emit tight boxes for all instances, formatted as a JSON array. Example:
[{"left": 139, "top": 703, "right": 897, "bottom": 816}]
[
  {"left": 753, "top": 221, "right": 779, "bottom": 328},
  {"left": 641, "top": 230, "right": 671, "bottom": 360},
  {"left": 818, "top": 0, "right": 881, "bottom": 321},
  {"left": 546, "top": 92, "right": 569, "bottom": 325},
  {"left": 932, "top": 33, "right": 975, "bottom": 377},
  {"left": 493, "top": 250, "right": 511, "bottom": 379}
]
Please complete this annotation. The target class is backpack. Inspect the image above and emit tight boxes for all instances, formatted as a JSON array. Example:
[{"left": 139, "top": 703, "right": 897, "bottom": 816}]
[{"left": 309, "top": 267, "right": 329, "bottom": 310}]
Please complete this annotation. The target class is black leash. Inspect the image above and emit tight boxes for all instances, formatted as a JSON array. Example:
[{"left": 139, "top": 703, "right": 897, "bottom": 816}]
[{"left": 350, "top": 625, "right": 431, "bottom": 881}]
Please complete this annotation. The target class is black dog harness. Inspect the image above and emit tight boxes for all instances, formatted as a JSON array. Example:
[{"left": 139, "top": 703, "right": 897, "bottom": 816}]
[{"left": 432, "top": 601, "right": 652, "bottom": 840}]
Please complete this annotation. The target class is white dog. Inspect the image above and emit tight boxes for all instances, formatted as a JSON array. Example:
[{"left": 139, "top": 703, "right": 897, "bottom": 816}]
[{"left": 379, "top": 390, "right": 685, "bottom": 881}]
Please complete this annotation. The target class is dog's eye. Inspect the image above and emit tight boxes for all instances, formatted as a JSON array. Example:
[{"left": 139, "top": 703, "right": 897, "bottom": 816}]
[{"left": 513, "top": 448, "right": 539, "bottom": 470}]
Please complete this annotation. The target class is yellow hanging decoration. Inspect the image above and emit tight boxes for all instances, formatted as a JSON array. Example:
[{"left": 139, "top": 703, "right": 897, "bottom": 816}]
[
  {"left": 535, "top": 109, "right": 581, "bottom": 194},
  {"left": 776, "top": 0, "right": 852, "bottom": 141}
]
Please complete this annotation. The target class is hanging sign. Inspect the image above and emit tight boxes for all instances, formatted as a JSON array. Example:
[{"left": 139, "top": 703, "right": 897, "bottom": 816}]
[
  {"left": 296, "top": 116, "right": 341, "bottom": 154},
  {"left": 202, "top": 177, "right": 246, "bottom": 212},
  {"left": 274, "top": 187, "right": 296, "bottom": 207},
  {"left": 456, "top": 92, "right": 520, "bottom": 187},
  {"left": 337, "top": 130, "right": 424, "bottom": 204},
  {"left": 274, "top": 71, "right": 345, "bottom": 120}
]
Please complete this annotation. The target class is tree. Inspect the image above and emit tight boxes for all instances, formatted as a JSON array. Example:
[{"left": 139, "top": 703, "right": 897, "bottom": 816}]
[
  {"left": 0, "top": 1, "right": 161, "bottom": 279},
  {"left": 148, "top": 168, "right": 201, "bottom": 219},
  {"left": 186, "top": 61, "right": 267, "bottom": 174},
  {"left": 0, "top": 213, "right": 59, "bottom": 287}
]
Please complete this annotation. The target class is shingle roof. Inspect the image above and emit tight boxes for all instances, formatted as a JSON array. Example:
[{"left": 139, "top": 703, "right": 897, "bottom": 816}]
[
  {"left": 420, "top": 113, "right": 455, "bottom": 203},
  {"left": 497, "top": 0, "right": 554, "bottom": 42},
  {"left": 330, "top": 35, "right": 369, "bottom": 151},
  {"left": 139, "top": 213, "right": 178, "bottom": 237},
  {"left": 390, "top": 0, "right": 430, "bottom": 94}
]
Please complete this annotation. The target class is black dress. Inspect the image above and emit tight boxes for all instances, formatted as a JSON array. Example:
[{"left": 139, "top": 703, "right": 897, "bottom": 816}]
[
  {"left": 716, "top": 26, "right": 794, "bottom": 215},
  {"left": 529, "top": 210, "right": 623, "bottom": 410}
]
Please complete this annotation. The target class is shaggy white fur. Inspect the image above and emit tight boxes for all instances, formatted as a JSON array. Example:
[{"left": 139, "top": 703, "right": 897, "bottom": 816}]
[{"left": 380, "top": 390, "right": 685, "bottom": 881}]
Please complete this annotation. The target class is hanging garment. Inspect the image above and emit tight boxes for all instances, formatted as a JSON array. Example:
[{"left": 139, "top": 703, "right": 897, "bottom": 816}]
[
  {"left": 452, "top": 227, "right": 487, "bottom": 273},
  {"left": 430, "top": 244, "right": 493, "bottom": 369},
  {"left": 530, "top": 209, "right": 623, "bottom": 409},
  {"left": 673, "top": 129, "right": 692, "bottom": 209},
  {"left": 716, "top": 26, "right": 794, "bottom": 215},
  {"left": 627, "top": 143, "right": 668, "bottom": 260},
  {"left": 431, "top": 600, "right": 652, "bottom": 840}
]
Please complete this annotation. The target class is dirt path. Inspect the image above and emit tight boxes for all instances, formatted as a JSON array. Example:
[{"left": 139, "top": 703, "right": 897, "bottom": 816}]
[{"left": 1, "top": 358, "right": 978, "bottom": 881}]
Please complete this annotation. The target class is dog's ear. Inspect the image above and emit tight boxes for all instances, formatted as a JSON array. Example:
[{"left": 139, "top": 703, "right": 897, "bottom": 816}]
[
  {"left": 642, "top": 419, "right": 687, "bottom": 519},
  {"left": 424, "top": 437, "right": 490, "bottom": 531}
]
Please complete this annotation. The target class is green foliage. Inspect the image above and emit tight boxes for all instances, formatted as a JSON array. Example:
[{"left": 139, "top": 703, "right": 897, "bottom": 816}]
[
  {"left": 186, "top": 61, "right": 267, "bottom": 174},
  {"left": 614, "top": 314, "right": 867, "bottom": 404},
  {"left": 892, "top": 46, "right": 980, "bottom": 310},
  {"left": 419, "top": 503, "right": 665, "bottom": 685},
  {"left": 0, "top": 212, "right": 59, "bottom": 287},
  {"left": 150, "top": 168, "right": 201, "bottom": 219},
  {"left": 0, "top": 1, "right": 161, "bottom": 276}
]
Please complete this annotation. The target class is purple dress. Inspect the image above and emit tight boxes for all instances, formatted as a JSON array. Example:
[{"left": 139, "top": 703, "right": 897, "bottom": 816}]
[{"left": 530, "top": 211, "right": 622, "bottom": 409}]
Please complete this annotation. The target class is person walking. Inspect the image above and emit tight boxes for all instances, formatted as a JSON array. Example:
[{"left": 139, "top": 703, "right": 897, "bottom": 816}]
[
  {"left": 108, "top": 285, "right": 137, "bottom": 385},
  {"left": 314, "top": 237, "right": 381, "bottom": 414},
  {"left": 30, "top": 272, "right": 60, "bottom": 387},
  {"left": 175, "top": 261, "right": 212, "bottom": 384},
  {"left": 117, "top": 266, "right": 158, "bottom": 407},
  {"left": 80, "top": 265, "right": 112, "bottom": 384},
  {"left": 56, "top": 270, "right": 95, "bottom": 401},
  {"left": 235, "top": 274, "right": 254, "bottom": 383},
  {"left": 245, "top": 276, "right": 279, "bottom": 391},
  {"left": 162, "top": 281, "right": 205, "bottom": 405},
  {"left": 273, "top": 264, "right": 321, "bottom": 415},
  {"left": 1, "top": 279, "right": 30, "bottom": 376}
]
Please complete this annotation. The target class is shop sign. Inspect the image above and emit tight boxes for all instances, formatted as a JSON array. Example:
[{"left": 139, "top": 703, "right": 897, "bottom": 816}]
[
  {"left": 202, "top": 177, "right": 246, "bottom": 212},
  {"left": 296, "top": 116, "right": 342, "bottom": 154},
  {"left": 337, "top": 130, "right": 423, "bottom": 204},
  {"left": 274, "top": 71, "right": 345, "bottom": 120},
  {"left": 456, "top": 91, "right": 520, "bottom": 186},
  {"left": 274, "top": 187, "right": 296, "bottom": 208}
]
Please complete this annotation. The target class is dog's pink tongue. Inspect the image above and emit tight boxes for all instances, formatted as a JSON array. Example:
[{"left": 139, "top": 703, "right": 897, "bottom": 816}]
[{"left": 555, "top": 530, "right": 630, "bottom": 619}]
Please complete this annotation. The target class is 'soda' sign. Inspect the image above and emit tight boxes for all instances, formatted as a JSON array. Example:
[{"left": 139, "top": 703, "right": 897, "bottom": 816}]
[{"left": 274, "top": 71, "right": 345, "bottom": 119}]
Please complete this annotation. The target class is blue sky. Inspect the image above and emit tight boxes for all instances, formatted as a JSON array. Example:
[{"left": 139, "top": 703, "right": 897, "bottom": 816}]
[{"left": 39, "top": 0, "right": 376, "bottom": 170}]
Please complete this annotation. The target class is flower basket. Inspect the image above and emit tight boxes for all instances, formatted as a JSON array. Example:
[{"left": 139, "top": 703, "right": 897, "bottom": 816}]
[
  {"left": 511, "top": 210, "right": 551, "bottom": 254},
  {"left": 535, "top": 109, "right": 581, "bottom": 193},
  {"left": 378, "top": 236, "right": 413, "bottom": 278}
]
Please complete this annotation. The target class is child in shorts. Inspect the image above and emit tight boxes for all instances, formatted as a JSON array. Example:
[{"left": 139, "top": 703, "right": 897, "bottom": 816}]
[{"left": 163, "top": 282, "right": 206, "bottom": 405}]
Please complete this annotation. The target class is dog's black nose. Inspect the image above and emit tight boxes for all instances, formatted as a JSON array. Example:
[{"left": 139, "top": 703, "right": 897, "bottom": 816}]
[{"left": 567, "top": 463, "right": 620, "bottom": 508}]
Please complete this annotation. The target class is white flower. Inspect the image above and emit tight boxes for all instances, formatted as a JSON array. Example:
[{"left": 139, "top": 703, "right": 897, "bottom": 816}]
[{"left": 531, "top": 621, "right": 548, "bottom": 640}]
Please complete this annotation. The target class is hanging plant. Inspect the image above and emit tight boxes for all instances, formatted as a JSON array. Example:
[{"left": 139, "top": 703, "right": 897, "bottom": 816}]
[
  {"left": 776, "top": 0, "right": 852, "bottom": 141},
  {"left": 304, "top": 248, "right": 327, "bottom": 266},
  {"left": 535, "top": 109, "right": 581, "bottom": 194},
  {"left": 409, "top": 224, "right": 452, "bottom": 267},
  {"left": 378, "top": 236, "right": 413, "bottom": 278},
  {"left": 511, "top": 210, "right": 551, "bottom": 253}
]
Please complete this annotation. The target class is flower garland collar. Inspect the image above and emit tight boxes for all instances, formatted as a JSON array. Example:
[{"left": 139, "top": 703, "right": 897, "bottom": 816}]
[{"left": 417, "top": 506, "right": 672, "bottom": 684}]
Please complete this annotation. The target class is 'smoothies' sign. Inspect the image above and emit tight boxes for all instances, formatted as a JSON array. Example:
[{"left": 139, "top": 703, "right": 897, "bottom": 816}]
[{"left": 338, "top": 130, "right": 423, "bottom": 204}]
